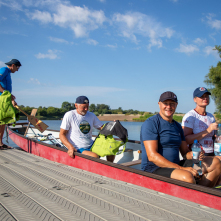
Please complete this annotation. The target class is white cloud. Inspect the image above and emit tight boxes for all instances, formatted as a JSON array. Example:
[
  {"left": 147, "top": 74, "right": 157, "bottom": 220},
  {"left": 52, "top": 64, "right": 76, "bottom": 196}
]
[
  {"left": 49, "top": 36, "right": 69, "bottom": 44},
  {"left": 105, "top": 44, "right": 117, "bottom": 49},
  {"left": 35, "top": 49, "right": 60, "bottom": 59},
  {"left": 87, "top": 39, "right": 98, "bottom": 45},
  {"left": 112, "top": 12, "right": 174, "bottom": 50},
  {"left": 176, "top": 44, "right": 199, "bottom": 55},
  {"left": 204, "top": 46, "right": 220, "bottom": 59},
  {"left": 0, "top": 61, "right": 5, "bottom": 67},
  {"left": 98, "top": 0, "right": 106, "bottom": 2},
  {"left": 28, "top": 10, "right": 52, "bottom": 23},
  {"left": 205, "top": 14, "right": 221, "bottom": 30},
  {"left": 28, "top": 78, "right": 41, "bottom": 85},
  {"left": 28, "top": 4, "right": 106, "bottom": 38},
  {"left": 0, "top": 0, "right": 23, "bottom": 11},
  {"left": 193, "top": 38, "right": 206, "bottom": 45}
]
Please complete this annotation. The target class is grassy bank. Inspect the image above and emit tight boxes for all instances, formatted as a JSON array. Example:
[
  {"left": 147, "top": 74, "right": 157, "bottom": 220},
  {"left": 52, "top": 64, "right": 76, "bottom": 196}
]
[{"left": 133, "top": 114, "right": 183, "bottom": 122}]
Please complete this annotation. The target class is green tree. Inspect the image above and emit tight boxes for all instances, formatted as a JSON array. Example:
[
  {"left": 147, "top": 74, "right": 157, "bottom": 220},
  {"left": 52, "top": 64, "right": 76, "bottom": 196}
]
[
  {"left": 204, "top": 45, "right": 221, "bottom": 112},
  {"left": 37, "top": 107, "right": 47, "bottom": 116},
  {"left": 61, "top": 101, "right": 72, "bottom": 111},
  {"left": 96, "top": 104, "right": 110, "bottom": 114},
  {"left": 89, "top": 103, "right": 96, "bottom": 112}
]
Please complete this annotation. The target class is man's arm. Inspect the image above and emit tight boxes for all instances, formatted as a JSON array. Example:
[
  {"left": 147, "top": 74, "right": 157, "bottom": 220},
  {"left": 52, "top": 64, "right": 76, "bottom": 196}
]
[
  {"left": 144, "top": 140, "right": 182, "bottom": 169},
  {"left": 179, "top": 140, "right": 193, "bottom": 159},
  {"left": 144, "top": 140, "right": 198, "bottom": 176},
  {"left": 59, "top": 128, "right": 77, "bottom": 158},
  {"left": 182, "top": 124, "right": 217, "bottom": 144}
]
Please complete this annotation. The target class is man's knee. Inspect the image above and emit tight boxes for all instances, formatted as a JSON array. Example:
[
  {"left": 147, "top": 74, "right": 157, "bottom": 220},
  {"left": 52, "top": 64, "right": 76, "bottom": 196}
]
[
  {"left": 171, "top": 169, "right": 195, "bottom": 184},
  {"left": 213, "top": 157, "right": 221, "bottom": 172},
  {"left": 82, "top": 150, "right": 99, "bottom": 158}
]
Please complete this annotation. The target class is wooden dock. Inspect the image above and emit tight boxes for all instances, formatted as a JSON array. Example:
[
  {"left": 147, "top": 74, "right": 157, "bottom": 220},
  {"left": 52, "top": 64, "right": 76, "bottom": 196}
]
[{"left": 1, "top": 148, "right": 221, "bottom": 221}]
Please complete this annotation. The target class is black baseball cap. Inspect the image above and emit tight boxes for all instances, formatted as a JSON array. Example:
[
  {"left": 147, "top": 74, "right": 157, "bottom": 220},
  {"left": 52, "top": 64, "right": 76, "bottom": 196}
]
[
  {"left": 75, "top": 96, "right": 89, "bottom": 104},
  {"left": 159, "top": 91, "right": 178, "bottom": 103},
  {"left": 5, "top": 59, "right": 22, "bottom": 66},
  {"left": 193, "top": 87, "right": 211, "bottom": 98}
]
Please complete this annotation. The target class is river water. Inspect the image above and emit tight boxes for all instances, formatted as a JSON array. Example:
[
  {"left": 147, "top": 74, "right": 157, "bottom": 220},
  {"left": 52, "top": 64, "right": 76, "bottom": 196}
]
[{"left": 4, "top": 120, "right": 143, "bottom": 148}]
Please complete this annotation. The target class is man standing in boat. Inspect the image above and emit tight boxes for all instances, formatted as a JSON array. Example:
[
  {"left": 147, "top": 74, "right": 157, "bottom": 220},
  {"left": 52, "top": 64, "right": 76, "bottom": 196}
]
[
  {"left": 0, "top": 59, "right": 21, "bottom": 149},
  {"left": 140, "top": 91, "right": 221, "bottom": 187},
  {"left": 60, "top": 96, "right": 115, "bottom": 162}
]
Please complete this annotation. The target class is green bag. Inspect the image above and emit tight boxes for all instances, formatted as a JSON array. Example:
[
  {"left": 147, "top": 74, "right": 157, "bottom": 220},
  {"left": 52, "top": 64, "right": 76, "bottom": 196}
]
[
  {"left": 91, "top": 134, "right": 126, "bottom": 157},
  {"left": 0, "top": 90, "right": 19, "bottom": 125}
]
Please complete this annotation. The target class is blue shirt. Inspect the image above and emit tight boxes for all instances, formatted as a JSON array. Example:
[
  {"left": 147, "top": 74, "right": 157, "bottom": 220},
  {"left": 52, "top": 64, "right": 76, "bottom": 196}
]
[
  {"left": 140, "top": 113, "right": 185, "bottom": 173},
  {"left": 0, "top": 67, "right": 12, "bottom": 94}
]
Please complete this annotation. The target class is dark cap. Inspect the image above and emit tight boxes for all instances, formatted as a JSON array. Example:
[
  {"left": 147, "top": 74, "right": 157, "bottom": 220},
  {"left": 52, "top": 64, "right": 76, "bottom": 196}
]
[
  {"left": 193, "top": 87, "right": 211, "bottom": 98},
  {"left": 5, "top": 59, "right": 22, "bottom": 66},
  {"left": 159, "top": 91, "right": 178, "bottom": 103},
  {"left": 76, "top": 96, "right": 89, "bottom": 104}
]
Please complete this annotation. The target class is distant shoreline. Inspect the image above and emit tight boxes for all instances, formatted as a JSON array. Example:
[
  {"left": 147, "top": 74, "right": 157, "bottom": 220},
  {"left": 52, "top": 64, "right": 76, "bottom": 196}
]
[
  {"left": 97, "top": 114, "right": 185, "bottom": 122},
  {"left": 19, "top": 113, "right": 186, "bottom": 122},
  {"left": 97, "top": 114, "right": 141, "bottom": 122}
]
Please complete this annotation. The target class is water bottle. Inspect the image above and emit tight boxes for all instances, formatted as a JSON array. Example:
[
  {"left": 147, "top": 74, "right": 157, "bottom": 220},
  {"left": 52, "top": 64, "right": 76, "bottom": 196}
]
[
  {"left": 192, "top": 140, "right": 202, "bottom": 175},
  {"left": 192, "top": 140, "right": 201, "bottom": 161},
  {"left": 214, "top": 124, "right": 221, "bottom": 156}
]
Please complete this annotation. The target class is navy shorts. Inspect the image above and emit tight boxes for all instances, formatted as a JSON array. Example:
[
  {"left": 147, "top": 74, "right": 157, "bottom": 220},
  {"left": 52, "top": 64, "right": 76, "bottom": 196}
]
[{"left": 152, "top": 159, "right": 193, "bottom": 178}]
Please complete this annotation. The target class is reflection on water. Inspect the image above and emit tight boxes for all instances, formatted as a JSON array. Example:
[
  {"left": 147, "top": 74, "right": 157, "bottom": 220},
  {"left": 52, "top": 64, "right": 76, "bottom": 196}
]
[{"left": 4, "top": 120, "right": 143, "bottom": 148}]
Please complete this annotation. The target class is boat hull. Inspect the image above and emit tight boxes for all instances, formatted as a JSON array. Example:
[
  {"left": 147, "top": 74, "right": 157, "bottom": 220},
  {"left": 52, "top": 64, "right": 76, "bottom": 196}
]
[{"left": 8, "top": 125, "right": 221, "bottom": 210}]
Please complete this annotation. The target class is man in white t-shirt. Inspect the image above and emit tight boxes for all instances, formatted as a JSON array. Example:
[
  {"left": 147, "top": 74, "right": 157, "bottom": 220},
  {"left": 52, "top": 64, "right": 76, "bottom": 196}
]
[{"left": 59, "top": 96, "right": 115, "bottom": 162}]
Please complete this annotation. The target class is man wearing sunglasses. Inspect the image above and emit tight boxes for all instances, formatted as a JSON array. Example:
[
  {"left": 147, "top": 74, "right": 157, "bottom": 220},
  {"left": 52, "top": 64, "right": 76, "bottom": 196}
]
[{"left": 0, "top": 59, "right": 22, "bottom": 149}]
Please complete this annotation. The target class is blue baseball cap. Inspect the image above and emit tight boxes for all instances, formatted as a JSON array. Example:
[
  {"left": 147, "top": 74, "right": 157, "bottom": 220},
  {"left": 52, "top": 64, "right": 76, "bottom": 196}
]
[
  {"left": 75, "top": 96, "right": 89, "bottom": 104},
  {"left": 193, "top": 87, "right": 211, "bottom": 98},
  {"left": 5, "top": 59, "right": 22, "bottom": 66}
]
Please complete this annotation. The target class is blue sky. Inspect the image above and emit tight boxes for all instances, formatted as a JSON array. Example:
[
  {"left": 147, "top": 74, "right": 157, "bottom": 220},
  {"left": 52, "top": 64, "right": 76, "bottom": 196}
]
[{"left": 0, "top": 0, "right": 220, "bottom": 114}]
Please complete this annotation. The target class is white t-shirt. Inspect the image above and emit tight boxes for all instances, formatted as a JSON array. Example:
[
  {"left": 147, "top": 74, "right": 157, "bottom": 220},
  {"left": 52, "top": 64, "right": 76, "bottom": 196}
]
[
  {"left": 60, "top": 110, "right": 103, "bottom": 150},
  {"left": 181, "top": 109, "right": 215, "bottom": 153}
]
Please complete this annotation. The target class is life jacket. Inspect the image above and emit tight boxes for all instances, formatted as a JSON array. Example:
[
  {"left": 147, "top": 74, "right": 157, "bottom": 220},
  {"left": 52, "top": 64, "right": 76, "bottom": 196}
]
[{"left": 0, "top": 90, "right": 19, "bottom": 125}]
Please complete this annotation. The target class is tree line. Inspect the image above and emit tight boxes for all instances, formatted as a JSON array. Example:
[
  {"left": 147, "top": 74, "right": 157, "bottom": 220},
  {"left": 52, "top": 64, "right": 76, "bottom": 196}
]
[
  {"left": 205, "top": 45, "right": 221, "bottom": 112},
  {"left": 18, "top": 102, "right": 146, "bottom": 119}
]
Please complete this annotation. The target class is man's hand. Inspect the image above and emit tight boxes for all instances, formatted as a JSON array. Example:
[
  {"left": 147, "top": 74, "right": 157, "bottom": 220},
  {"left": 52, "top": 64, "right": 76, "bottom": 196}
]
[
  {"left": 12, "top": 100, "right": 17, "bottom": 107},
  {"left": 199, "top": 150, "right": 205, "bottom": 161},
  {"left": 67, "top": 147, "right": 77, "bottom": 158},
  {"left": 181, "top": 166, "right": 198, "bottom": 177}
]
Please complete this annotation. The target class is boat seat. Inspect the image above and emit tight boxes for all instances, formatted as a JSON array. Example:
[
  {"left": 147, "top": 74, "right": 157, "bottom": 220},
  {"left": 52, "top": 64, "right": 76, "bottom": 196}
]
[{"left": 120, "top": 159, "right": 141, "bottom": 166}]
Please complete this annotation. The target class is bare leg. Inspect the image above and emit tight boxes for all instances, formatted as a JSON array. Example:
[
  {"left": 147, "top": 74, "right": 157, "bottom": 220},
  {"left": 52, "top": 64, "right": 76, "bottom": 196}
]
[
  {"left": 199, "top": 156, "right": 221, "bottom": 187},
  {"left": 171, "top": 169, "right": 196, "bottom": 184},
  {"left": 106, "top": 155, "right": 115, "bottom": 162},
  {"left": 0, "top": 125, "right": 5, "bottom": 146},
  {"left": 82, "top": 150, "right": 99, "bottom": 158}
]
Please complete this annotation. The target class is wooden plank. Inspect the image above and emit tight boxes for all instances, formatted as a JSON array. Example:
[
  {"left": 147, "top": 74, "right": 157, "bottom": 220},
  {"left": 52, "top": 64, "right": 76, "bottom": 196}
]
[
  {"left": 121, "top": 159, "right": 141, "bottom": 166},
  {"left": 24, "top": 109, "right": 38, "bottom": 136}
]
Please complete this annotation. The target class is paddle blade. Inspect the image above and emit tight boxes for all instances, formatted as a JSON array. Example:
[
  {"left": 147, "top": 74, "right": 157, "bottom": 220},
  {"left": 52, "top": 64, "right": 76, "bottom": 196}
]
[{"left": 28, "top": 116, "right": 49, "bottom": 133}]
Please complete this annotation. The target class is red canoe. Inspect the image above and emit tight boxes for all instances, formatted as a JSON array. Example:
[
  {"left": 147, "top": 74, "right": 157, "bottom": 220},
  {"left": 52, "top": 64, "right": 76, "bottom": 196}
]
[{"left": 7, "top": 123, "right": 221, "bottom": 211}]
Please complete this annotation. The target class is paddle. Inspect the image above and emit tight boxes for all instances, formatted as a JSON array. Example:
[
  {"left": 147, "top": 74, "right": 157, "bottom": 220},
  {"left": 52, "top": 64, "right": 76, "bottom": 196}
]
[{"left": 15, "top": 105, "right": 49, "bottom": 133}]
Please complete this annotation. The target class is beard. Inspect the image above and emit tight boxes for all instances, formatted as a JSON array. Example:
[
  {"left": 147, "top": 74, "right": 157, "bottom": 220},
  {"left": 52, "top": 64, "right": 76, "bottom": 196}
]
[{"left": 79, "top": 111, "right": 87, "bottom": 116}]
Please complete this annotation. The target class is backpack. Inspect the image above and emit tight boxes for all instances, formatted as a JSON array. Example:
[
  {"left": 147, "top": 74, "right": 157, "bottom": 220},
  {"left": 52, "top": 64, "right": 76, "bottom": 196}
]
[{"left": 91, "top": 120, "right": 128, "bottom": 157}]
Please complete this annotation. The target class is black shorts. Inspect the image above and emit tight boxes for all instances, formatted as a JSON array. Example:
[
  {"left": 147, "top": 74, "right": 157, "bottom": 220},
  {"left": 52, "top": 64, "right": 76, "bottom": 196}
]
[
  {"left": 204, "top": 152, "right": 215, "bottom": 156},
  {"left": 152, "top": 159, "right": 193, "bottom": 178}
]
